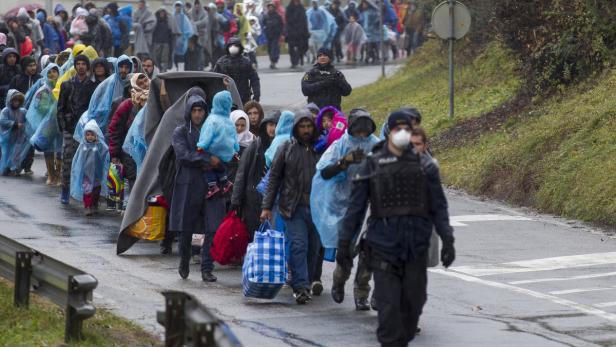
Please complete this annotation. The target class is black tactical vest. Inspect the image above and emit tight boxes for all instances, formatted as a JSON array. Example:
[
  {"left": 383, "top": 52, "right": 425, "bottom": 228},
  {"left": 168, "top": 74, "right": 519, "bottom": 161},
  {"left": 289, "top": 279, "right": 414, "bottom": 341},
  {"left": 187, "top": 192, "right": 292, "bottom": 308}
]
[{"left": 368, "top": 152, "right": 428, "bottom": 218}]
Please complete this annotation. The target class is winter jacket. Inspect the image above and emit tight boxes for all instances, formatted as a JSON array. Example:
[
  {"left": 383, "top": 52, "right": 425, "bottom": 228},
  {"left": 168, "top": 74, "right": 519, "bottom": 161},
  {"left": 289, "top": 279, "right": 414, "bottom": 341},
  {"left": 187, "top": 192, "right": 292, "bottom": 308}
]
[
  {"left": 38, "top": 10, "right": 65, "bottom": 54},
  {"left": 262, "top": 110, "right": 321, "bottom": 219},
  {"left": 9, "top": 73, "right": 41, "bottom": 95},
  {"left": 0, "top": 48, "right": 21, "bottom": 109},
  {"left": 212, "top": 37, "right": 261, "bottom": 104},
  {"left": 107, "top": 98, "right": 137, "bottom": 159},
  {"left": 169, "top": 95, "right": 212, "bottom": 232},
  {"left": 301, "top": 63, "right": 352, "bottom": 110},
  {"left": 231, "top": 111, "right": 280, "bottom": 233},
  {"left": 263, "top": 11, "right": 283, "bottom": 41},
  {"left": 57, "top": 75, "right": 97, "bottom": 134},
  {"left": 152, "top": 9, "right": 173, "bottom": 44},
  {"left": 285, "top": 2, "right": 310, "bottom": 49}
]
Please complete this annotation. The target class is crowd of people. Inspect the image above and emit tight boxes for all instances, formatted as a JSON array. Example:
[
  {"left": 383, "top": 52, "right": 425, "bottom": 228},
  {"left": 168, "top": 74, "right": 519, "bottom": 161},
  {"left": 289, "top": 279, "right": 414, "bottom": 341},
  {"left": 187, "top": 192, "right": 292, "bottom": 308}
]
[{"left": 0, "top": 2, "right": 450, "bottom": 346}]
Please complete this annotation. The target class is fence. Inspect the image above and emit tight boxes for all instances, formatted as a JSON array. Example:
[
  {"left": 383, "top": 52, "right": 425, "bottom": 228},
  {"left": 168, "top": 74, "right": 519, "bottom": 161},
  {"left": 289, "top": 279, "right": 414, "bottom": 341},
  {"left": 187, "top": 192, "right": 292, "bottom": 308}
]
[{"left": 0, "top": 233, "right": 98, "bottom": 342}]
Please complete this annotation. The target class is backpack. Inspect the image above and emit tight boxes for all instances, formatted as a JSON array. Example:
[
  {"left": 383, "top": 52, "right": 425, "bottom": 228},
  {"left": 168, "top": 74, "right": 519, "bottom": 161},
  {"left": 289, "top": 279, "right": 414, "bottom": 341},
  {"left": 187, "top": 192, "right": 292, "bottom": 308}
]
[{"left": 210, "top": 211, "right": 250, "bottom": 265}]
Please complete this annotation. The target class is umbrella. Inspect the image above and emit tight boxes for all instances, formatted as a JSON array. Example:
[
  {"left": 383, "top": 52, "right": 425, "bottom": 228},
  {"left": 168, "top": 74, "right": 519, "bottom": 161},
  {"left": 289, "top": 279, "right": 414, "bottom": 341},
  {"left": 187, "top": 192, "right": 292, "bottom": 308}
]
[{"left": 3, "top": 4, "right": 43, "bottom": 19}]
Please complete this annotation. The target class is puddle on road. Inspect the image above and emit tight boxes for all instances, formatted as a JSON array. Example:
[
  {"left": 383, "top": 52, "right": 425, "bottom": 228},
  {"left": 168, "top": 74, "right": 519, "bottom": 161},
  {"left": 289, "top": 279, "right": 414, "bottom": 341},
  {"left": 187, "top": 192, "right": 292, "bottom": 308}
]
[
  {"left": 36, "top": 222, "right": 73, "bottom": 237},
  {"left": 0, "top": 198, "right": 31, "bottom": 218}
]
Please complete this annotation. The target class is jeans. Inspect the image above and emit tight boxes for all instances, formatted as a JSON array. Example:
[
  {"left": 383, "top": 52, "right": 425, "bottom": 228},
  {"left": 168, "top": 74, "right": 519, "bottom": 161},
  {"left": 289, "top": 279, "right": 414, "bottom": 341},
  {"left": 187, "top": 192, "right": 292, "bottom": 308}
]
[
  {"left": 267, "top": 38, "right": 280, "bottom": 63},
  {"left": 61, "top": 131, "right": 79, "bottom": 188},
  {"left": 283, "top": 206, "right": 321, "bottom": 291}
]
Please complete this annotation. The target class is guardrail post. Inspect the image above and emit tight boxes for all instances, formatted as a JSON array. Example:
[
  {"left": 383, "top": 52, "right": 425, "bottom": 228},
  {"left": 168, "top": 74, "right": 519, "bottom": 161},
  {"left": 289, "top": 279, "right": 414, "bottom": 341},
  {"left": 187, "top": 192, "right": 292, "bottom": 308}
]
[
  {"left": 65, "top": 274, "right": 98, "bottom": 342},
  {"left": 14, "top": 251, "right": 32, "bottom": 307},
  {"left": 192, "top": 320, "right": 216, "bottom": 347},
  {"left": 158, "top": 291, "right": 187, "bottom": 347}
]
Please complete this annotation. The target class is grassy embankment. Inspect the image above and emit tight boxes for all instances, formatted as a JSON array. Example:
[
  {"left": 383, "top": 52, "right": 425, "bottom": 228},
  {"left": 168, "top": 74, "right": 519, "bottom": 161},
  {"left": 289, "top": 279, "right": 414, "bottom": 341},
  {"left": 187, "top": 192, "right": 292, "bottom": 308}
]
[
  {"left": 343, "top": 40, "right": 616, "bottom": 227},
  {"left": 0, "top": 278, "right": 161, "bottom": 347}
]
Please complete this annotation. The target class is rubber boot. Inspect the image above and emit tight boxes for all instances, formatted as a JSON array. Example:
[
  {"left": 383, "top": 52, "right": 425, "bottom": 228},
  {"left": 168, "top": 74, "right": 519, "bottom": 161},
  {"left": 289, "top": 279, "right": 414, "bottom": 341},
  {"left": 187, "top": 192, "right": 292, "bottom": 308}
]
[
  {"left": 60, "top": 187, "right": 70, "bottom": 204},
  {"left": 44, "top": 156, "right": 55, "bottom": 185}
]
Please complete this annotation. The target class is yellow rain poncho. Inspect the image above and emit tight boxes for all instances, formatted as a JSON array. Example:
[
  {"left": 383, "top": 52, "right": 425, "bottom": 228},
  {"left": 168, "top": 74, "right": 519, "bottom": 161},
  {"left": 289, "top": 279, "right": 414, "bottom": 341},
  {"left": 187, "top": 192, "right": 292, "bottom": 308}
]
[{"left": 234, "top": 3, "right": 252, "bottom": 48}]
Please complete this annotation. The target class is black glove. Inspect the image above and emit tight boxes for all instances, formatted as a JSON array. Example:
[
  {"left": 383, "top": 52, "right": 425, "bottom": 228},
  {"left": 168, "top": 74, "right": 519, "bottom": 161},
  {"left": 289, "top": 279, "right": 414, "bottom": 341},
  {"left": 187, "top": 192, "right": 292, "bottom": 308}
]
[
  {"left": 441, "top": 240, "right": 456, "bottom": 268},
  {"left": 336, "top": 239, "right": 353, "bottom": 269}
]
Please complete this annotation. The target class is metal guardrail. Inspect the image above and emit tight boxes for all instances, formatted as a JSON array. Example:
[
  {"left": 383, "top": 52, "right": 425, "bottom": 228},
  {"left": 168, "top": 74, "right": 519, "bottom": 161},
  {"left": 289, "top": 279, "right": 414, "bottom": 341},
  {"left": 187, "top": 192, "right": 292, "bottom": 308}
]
[
  {"left": 158, "top": 291, "right": 243, "bottom": 347},
  {"left": 0, "top": 233, "right": 98, "bottom": 342}
]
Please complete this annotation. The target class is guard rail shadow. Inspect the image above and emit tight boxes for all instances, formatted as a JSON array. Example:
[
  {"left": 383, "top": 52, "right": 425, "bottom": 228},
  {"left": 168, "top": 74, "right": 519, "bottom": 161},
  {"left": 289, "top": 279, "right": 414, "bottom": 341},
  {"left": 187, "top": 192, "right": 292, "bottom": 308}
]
[
  {"left": 0, "top": 233, "right": 97, "bottom": 342},
  {"left": 158, "top": 290, "right": 243, "bottom": 347}
]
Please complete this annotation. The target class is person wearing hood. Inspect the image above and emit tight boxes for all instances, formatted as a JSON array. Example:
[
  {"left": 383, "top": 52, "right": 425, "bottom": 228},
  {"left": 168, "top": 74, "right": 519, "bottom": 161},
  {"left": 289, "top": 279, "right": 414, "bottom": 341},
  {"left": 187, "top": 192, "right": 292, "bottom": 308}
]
[
  {"left": 27, "top": 64, "right": 62, "bottom": 185},
  {"left": 359, "top": 0, "right": 380, "bottom": 63},
  {"left": 263, "top": 110, "right": 295, "bottom": 168},
  {"left": 0, "top": 48, "right": 21, "bottom": 109},
  {"left": 344, "top": 1, "right": 360, "bottom": 21},
  {"left": 38, "top": 9, "right": 65, "bottom": 54},
  {"left": 186, "top": 0, "right": 209, "bottom": 72},
  {"left": 104, "top": 2, "right": 131, "bottom": 57},
  {"left": 231, "top": 110, "right": 279, "bottom": 237},
  {"left": 337, "top": 111, "right": 456, "bottom": 346},
  {"left": 17, "top": 7, "right": 44, "bottom": 58},
  {"left": 133, "top": 0, "right": 157, "bottom": 60},
  {"left": 54, "top": 4, "right": 70, "bottom": 33},
  {"left": 343, "top": 13, "right": 365, "bottom": 64},
  {"left": 213, "top": 37, "right": 260, "bottom": 105},
  {"left": 196, "top": 90, "right": 239, "bottom": 198},
  {"left": 92, "top": 57, "right": 111, "bottom": 84},
  {"left": 172, "top": 1, "right": 195, "bottom": 70},
  {"left": 152, "top": 8, "right": 173, "bottom": 73},
  {"left": 107, "top": 73, "right": 150, "bottom": 194},
  {"left": 261, "top": 110, "right": 322, "bottom": 304},
  {"left": 70, "top": 119, "right": 110, "bottom": 216},
  {"left": 306, "top": 0, "right": 338, "bottom": 63},
  {"left": 83, "top": 10, "right": 113, "bottom": 57},
  {"left": 301, "top": 47, "right": 352, "bottom": 110},
  {"left": 314, "top": 105, "right": 347, "bottom": 153},
  {"left": 170, "top": 94, "right": 222, "bottom": 282},
  {"left": 262, "top": 2, "right": 284, "bottom": 70},
  {"left": 0, "top": 90, "right": 29, "bottom": 176},
  {"left": 9, "top": 56, "right": 41, "bottom": 96},
  {"left": 243, "top": 100, "right": 264, "bottom": 135},
  {"left": 309, "top": 108, "right": 379, "bottom": 310},
  {"left": 58, "top": 54, "right": 98, "bottom": 204},
  {"left": 285, "top": 0, "right": 310, "bottom": 69}
]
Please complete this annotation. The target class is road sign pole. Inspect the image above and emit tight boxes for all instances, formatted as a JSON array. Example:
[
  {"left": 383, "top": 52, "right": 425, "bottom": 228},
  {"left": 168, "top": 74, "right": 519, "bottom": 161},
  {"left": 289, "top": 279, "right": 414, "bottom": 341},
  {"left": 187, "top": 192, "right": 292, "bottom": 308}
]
[
  {"left": 448, "top": 0, "right": 455, "bottom": 119},
  {"left": 379, "top": 0, "right": 385, "bottom": 78}
]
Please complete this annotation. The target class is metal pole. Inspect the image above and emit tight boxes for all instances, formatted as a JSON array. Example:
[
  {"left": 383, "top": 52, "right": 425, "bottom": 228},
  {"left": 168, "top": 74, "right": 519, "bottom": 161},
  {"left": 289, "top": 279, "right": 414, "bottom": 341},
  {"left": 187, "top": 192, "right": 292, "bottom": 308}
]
[
  {"left": 379, "top": 0, "right": 385, "bottom": 78},
  {"left": 448, "top": 0, "right": 455, "bottom": 119}
]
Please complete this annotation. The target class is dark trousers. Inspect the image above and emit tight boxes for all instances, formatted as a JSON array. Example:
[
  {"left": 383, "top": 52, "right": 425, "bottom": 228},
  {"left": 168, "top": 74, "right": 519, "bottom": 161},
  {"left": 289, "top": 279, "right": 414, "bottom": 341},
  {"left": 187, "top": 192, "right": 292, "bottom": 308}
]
[
  {"left": 332, "top": 250, "right": 373, "bottom": 300},
  {"left": 22, "top": 147, "right": 35, "bottom": 171},
  {"left": 373, "top": 252, "right": 427, "bottom": 347},
  {"left": 267, "top": 38, "right": 280, "bottom": 63},
  {"left": 332, "top": 32, "right": 343, "bottom": 60},
  {"left": 289, "top": 43, "right": 302, "bottom": 66},
  {"left": 61, "top": 131, "right": 79, "bottom": 188},
  {"left": 120, "top": 152, "right": 137, "bottom": 188}
]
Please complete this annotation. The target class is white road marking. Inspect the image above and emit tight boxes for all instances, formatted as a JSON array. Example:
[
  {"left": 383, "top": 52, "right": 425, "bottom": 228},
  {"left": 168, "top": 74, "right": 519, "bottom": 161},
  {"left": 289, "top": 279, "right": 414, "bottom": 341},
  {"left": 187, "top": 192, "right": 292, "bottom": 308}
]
[
  {"left": 451, "top": 252, "right": 616, "bottom": 277},
  {"left": 549, "top": 287, "right": 616, "bottom": 295},
  {"left": 594, "top": 302, "right": 616, "bottom": 308},
  {"left": 430, "top": 268, "right": 616, "bottom": 322},
  {"left": 450, "top": 214, "right": 532, "bottom": 227},
  {"left": 509, "top": 271, "right": 616, "bottom": 285}
]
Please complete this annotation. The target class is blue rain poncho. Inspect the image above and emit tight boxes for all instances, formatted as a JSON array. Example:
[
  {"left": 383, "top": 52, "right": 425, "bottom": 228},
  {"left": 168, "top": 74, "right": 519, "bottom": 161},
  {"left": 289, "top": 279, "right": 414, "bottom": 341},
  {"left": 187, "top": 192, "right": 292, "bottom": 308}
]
[
  {"left": 27, "top": 64, "right": 62, "bottom": 153},
  {"left": 197, "top": 91, "right": 239, "bottom": 163},
  {"left": 73, "top": 55, "right": 133, "bottom": 142},
  {"left": 310, "top": 131, "right": 379, "bottom": 248},
  {"left": 264, "top": 110, "right": 295, "bottom": 168},
  {"left": 0, "top": 90, "right": 30, "bottom": 173},
  {"left": 173, "top": 2, "right": 195, "bottom": 56},
  {"left": 359, "top": 5, "right": 380, "bottom": 43},
  {"left": 306, "top": 5, "right": 338, "bottom": 49},
  {"left": 70, "top": 120, "right": 110, "bottom": 201},
  {"left": 122, "top": 106, "right": 147, "bottom": 174},
  {"left": 24, "top": 78, "right": 45, "bottom": 109}
]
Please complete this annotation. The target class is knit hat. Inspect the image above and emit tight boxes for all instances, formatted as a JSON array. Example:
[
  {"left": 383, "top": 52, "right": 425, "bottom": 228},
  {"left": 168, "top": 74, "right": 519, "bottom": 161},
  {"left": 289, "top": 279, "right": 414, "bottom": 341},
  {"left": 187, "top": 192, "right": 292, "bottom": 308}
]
[
  {"left": 397, "top": 106, "right": 422, "bottom": 124},
  {"left": 387, "top": 110, "right": 412, "bottom": 130},
  {"left": 317, "top": 47, "right": 333, "bottom": 60},
  {"left": 348, "top": 108, "right": 376, "bottom": 135},
  {"left": 74, "top": 54, "right": 91, "bottom": 68}
]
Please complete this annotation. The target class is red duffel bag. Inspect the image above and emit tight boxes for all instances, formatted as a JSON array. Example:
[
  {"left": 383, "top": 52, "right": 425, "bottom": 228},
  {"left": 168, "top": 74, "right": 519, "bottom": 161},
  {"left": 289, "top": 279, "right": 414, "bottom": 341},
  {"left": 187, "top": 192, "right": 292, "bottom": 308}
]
[{"left": 210, "top": 211, "right": 250, "bottom": 265}]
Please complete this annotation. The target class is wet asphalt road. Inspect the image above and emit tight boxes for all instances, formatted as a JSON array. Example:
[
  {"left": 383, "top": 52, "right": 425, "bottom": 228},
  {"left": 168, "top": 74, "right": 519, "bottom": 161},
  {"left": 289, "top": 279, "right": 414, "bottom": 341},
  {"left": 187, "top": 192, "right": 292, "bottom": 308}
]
[{"left": 2, "top": 56, "right": 616, "bottom": 346}]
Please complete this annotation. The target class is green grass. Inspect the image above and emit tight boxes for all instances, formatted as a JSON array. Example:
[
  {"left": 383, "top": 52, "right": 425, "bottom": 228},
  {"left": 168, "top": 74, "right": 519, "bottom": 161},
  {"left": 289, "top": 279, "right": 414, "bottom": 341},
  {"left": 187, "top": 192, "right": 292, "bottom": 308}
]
[
  {"left": 343, "top": 40, "right": 523, "bottom": 134},
  {"left": 345, "top": 39, "right": 616, "bottom": 227},
  {"left": 0, "top": 278, "right": 161, "bottom": 347}
]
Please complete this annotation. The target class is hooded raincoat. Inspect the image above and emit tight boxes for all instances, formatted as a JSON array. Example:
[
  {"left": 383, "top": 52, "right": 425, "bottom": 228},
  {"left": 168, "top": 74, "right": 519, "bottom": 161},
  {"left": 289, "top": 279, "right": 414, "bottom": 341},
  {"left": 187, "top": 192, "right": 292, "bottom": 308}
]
[
  {"left": 122, "top": 107, "right": 147, "bottom": 174},
  {"left": 306, "top": 4, "right": 338, "bottom": 49},
  {"left": 74, "top": 55, "right": 133, "bottom": 142},
  {"left": 53, "top": 46, "right": 99, "bottom": 99},
  {"left": 315, "top": 106, "right": 347, "bottom": 153},
  {"left": 70, "top": 119, "right": 110, "bottom": 201},
  {"left": 27, "top": 64, "right": 63, "bottom": 153},
  {"left": 197, "top": 90, "right": 239, "bottom": 163},
  {"left": 310, "top": 114, "right": 378, "bottom": 248},
  {"left": 133, "top": 3, "right": 156, "bottom": 55},
  {"left": 0, "top": 90, "right": 29, "bottom": 173},
  {"left": 172, "top": 2, "right": 195, "bottom": 56},
  {"left": 264, "top": 110, "right": 295, "bottom": 168}
]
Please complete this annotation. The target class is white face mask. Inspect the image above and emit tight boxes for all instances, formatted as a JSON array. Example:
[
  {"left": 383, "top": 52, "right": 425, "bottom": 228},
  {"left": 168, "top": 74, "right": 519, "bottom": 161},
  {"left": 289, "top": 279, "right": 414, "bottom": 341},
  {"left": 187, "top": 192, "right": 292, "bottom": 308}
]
[
  {"left": 229, "top": 45, "right": 240, "bottom": 55},
  {"left": 391, "top": 129, "right": 411, "bottom": 149}
]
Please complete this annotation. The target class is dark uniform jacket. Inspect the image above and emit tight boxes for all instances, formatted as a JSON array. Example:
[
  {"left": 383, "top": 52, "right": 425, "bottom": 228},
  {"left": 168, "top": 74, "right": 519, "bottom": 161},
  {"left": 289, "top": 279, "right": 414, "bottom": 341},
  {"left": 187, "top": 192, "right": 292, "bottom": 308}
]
[
  {"left": 262, "top": 111, "right": 321, "bottom": 219},
  {"left": 340, "top": 142, "right": 454, "bottom": 263},
  {"left": 301, "top": 63, "right": 352, "bottom": 110},
  {"left": 57, "top": 75, "right": 97, "bottom": 133},
  {"left": 212, "top": 37, "right": 260, "bottom": 104}
]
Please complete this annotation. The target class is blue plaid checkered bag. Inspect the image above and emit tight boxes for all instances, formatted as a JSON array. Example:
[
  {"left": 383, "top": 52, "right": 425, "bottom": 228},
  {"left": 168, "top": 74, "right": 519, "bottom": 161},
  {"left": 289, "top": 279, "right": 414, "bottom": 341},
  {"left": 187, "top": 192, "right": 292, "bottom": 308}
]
[{"left": 242, "top": 220, "right": 287, "bottom": 299}]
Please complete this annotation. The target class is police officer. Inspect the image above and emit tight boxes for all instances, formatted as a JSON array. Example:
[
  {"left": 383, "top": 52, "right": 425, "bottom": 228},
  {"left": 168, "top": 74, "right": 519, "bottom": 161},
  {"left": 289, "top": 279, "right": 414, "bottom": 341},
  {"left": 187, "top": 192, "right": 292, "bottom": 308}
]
[
  {"left": 301, "top": 47, "right": 352, "bottom": 110},
  {"left": 337, "top": 111, "right": 456, "bottom": 347},
  {"left": 213, "top": 36, "right": 261, "bottom": 104}
]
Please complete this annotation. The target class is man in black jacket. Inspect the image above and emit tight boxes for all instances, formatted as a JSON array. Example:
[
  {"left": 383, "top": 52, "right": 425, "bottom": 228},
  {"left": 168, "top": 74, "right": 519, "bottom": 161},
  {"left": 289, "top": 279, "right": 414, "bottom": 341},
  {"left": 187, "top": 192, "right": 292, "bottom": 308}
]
[
  {"left": 8, "top": 55, "right": 40, "bottom": 95},
  {"left": 285, "top": 0, "right": 310, "bottom": 68},
  {"left": 57, "top": 54, "right": 97, "bottom": 204},
  {"left": 262, "top": 3, "right": 284, "bottom": 69},
  {"left": 213, "top": 37, "right": 261, "bottom": 104},
  {"left": 301, "top": 47, "right": 352, "bottom": 110},
  {"left": 337, "top": 111, "right": 456, "bottom": 346},
  {"left": 0, "top": 48, "right": 20, "bottom": 110},
  {"left": 261, "top": 110, "right": 321, "bottom": 305},
  {"left": 327, "top": 0, "right": 348, "bottom": 63}
]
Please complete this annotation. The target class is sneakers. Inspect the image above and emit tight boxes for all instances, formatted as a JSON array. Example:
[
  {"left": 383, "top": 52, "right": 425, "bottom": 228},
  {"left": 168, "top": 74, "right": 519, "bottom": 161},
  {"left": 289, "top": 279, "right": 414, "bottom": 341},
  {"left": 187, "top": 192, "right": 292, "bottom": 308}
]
[
  {"left": 311, "top": 281, "right": 323, "bottom": 296},
  {"left": 331, "top": 284, "right": 344, "bottom": 303},
  {"left": 355, "top": 297, "right": 370, "bottom": 311},
  {"left": 206, "top": 185, "right": 220, "bottom": 199},
  {"left": 222, "top": 181, "right": 234, "bottom": 195},
  {"left": 23, "top": 169, "right": 33, "bottom": 175},
  {"left": 60, "top": 187, "right": 70, "bottom": 205},
  {"left": 294, "top": 288, "right": 312, "bottom": 305},
  {"left": 201, "top": 271, "right": 217, "bottom": 282}
]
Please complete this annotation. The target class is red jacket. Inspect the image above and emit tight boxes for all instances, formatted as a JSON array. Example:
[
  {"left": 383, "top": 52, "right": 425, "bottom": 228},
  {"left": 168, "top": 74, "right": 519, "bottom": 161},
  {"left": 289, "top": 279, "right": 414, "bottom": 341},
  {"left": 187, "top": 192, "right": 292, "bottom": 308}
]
[{"left": 107, "top": 98, "right": 136, "bottom": 159}]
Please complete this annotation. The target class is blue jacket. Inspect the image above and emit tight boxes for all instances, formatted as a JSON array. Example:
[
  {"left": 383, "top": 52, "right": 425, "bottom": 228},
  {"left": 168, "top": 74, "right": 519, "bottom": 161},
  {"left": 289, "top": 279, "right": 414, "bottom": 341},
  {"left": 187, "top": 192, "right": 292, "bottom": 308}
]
[{"left": 197, "top": 91, "right": 239, "bottom": 163}]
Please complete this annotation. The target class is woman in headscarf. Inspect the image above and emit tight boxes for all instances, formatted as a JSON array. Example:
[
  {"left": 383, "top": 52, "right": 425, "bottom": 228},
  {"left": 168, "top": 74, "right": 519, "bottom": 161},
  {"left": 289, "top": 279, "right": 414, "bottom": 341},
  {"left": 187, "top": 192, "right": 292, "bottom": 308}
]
[
  {"left": 122, "top": 73, "right": 151, "bottom": 175},
  {"left": 226, "top": 109, "right": 255, "bottom": 187}
]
